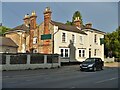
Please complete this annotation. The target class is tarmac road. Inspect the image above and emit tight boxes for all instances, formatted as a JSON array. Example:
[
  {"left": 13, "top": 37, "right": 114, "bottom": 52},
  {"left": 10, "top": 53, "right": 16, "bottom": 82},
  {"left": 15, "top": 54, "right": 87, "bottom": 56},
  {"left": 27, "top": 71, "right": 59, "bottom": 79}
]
[{"left": 2, "top": 64, "right": 119, "bottom": 88}]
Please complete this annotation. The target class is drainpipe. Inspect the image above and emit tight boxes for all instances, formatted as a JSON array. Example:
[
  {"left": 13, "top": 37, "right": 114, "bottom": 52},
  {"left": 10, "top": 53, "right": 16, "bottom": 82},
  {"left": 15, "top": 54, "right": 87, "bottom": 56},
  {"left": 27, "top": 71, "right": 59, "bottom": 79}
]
[{"left": 51, "top": 27, "right": 59, "bottom": 68}]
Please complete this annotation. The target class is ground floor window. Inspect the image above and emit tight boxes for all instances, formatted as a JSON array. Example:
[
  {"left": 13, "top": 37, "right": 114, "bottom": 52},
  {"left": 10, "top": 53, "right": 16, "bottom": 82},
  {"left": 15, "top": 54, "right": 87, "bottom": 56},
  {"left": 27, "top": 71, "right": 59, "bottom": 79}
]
[
  {"left": 94, "top": 49, "right": 99, "bottom": 56},
  {"left": 94, "top": 49, "right": 97, "bottom": 56},
  {"left": 78, "top": 49, "right": 86, "bottom": 58},
  {"left": 59, "top": 48, "right": 70, "bottom": 58}
]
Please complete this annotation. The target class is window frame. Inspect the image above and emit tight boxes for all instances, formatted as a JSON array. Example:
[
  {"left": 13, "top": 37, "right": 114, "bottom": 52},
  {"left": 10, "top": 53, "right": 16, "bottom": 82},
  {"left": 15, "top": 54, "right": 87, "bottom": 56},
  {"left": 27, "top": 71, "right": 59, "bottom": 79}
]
[
  {"left": 80, "top": 35, "right": 84, "bottom": 44},
  {"left": 94, "top": 49, "right": 97, "bottom": 56},
  {"left": 72, "top": 34, "right": 76, "bottom": 44},
  {"left": 59, "top": 48, "right": 70, "bottom": 58},
  {"left": 78, "top": 49, "right": 86, "bottom": 58},
  {"left": 61, "top": 32, "right": 67, "bottom": 43},
  {"left": 33, "top": 37, "right": 37, "bottom": 44},
  {"left": 94, "top": 34, "right": 97, "bottom": 43}
]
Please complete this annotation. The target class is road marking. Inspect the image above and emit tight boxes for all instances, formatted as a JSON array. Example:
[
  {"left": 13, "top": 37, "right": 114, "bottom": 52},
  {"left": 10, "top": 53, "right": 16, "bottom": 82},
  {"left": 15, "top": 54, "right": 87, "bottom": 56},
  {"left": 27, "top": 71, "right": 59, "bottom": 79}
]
[{"left": 95, "top": 77, "right": 118, "bottom": 83}]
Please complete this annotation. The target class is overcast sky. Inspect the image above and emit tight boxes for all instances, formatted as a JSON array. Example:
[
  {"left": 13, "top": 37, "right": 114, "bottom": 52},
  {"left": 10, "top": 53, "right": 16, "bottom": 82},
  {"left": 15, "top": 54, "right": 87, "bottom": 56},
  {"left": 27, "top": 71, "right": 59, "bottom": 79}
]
[{"left": 1, "top": 1, "right": 119, "bottom": 33}]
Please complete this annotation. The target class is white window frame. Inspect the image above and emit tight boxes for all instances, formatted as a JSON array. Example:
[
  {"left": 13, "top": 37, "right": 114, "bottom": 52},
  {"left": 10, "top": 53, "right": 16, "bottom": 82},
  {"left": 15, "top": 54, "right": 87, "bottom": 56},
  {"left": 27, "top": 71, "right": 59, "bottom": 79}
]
[
  {"left": 61, "top": 32, "right": 67, "bottom": 43},
  {"left": 78, "top": 49, "right": 86, "bottom": 58},
  {"left": 80, "top": 35, "right": 84, "bottom": 44},
  {"left": 94, "top": 34, "right": 97, "bottom": 44},
  {"left": 33, "top": 37, "right": 37, "bottom": 44},
  {"left": 94, "top": 49, "right": 97, "bottom": 56},
  {"left": 72, "top": 34, "right": 76, "bottom": 44},
  {"left": 59, "top": 48, "right": 70, "bottom": 58}
]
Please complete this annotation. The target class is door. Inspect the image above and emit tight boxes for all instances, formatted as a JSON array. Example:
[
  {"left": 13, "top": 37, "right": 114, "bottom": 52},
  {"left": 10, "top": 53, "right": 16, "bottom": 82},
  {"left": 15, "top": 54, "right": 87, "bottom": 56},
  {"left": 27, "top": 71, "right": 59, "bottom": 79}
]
[{"left": 89, "top": 48, "right": 91, "bottom": 58}]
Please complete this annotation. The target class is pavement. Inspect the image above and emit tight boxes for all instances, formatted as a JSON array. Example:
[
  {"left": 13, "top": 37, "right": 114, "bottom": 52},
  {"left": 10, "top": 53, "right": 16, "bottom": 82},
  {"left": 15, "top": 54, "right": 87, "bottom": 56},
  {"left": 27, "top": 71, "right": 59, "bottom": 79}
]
[
  {"left": 104, "top": 62, "right": 120, "bottom": 67},
  {"left": 2, "top": 63, "right": 119, "bottom": 89}
]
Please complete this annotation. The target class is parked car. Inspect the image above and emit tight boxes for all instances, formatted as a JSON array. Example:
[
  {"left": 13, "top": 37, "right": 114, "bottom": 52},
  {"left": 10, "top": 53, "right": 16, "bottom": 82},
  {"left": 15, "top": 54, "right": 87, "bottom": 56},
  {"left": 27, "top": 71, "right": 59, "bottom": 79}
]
[{"left": 80, "top": 58, "right": 104, "bottom": 71}]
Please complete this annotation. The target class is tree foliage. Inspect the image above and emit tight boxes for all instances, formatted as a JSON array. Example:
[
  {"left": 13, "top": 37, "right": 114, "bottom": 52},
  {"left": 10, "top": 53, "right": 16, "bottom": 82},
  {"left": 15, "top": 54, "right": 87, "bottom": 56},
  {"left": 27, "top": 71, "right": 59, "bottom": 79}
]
[
  {"left": 72, "top": 11, "right": 83, "bottom": 25},
  {"left": 0, "top": 26, "right": 11, "bottom": 35},
  {"left": 104, "top": 26, "right": 120, "bottom": 58},
  {"left": 66, "top": 21, "right": 73, "bottom": 25},
  {"left": 66, "top": 11, "right": 83, "bottom": 25}
]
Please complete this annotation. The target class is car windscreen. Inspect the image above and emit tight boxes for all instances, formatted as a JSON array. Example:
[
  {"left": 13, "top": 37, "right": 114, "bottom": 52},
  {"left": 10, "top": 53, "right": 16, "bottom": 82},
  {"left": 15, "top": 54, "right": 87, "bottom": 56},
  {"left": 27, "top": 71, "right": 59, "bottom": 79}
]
[{"left": 84, "top": 58, "right": 95, "bottom": 63}]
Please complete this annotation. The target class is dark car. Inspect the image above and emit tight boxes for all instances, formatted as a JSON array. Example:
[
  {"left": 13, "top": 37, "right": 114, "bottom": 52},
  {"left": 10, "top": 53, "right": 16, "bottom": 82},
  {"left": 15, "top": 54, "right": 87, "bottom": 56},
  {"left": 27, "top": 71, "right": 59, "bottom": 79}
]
[{"left": 80, "top": 58, "right": 104, "bottom": 71}]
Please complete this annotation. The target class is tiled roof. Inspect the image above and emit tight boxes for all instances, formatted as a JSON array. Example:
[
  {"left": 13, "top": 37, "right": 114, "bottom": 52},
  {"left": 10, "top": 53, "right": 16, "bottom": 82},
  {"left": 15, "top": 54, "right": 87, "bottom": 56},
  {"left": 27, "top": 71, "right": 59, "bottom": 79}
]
[
  {"left": 0, "top": 36, "right": 18, "bottom": 47},
  {"left": 51, "top": 20, "right": 87, "bottom": 35},
  {"left": 82, "top": 27, "right": 106, "bottom": 34},
  {"left": 10, "top": 24, "right": 29, "bottom": 31}
]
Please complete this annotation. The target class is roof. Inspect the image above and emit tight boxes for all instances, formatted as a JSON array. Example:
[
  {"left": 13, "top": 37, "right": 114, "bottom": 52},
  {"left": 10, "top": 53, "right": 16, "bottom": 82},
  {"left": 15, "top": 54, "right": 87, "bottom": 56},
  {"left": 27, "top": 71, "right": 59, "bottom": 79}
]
[
  {"left": 9, "top": 24, "right": 29, "bottom": 31},
  {"left": 0, "top": 36, "right": 18, "bottom": 48},
  {"left": 51, "top": 20, "right": 87, "bottom": 35},
  {"left": 82, "top": 27, "right": 106, "bottom": 34}
]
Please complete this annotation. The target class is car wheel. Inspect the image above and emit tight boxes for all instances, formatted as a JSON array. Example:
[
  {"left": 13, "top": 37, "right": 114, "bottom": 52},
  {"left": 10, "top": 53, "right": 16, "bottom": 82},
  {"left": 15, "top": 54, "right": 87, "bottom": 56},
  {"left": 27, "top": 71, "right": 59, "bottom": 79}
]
[
  {"left": 93, "top": 66, "right": 97, "bottom": 71},
  {"left": 80, "top": 69, "right": 83, "bottom": 71},
  {"left": 101, "top": 66, "right": 104, "bottom": 70}
]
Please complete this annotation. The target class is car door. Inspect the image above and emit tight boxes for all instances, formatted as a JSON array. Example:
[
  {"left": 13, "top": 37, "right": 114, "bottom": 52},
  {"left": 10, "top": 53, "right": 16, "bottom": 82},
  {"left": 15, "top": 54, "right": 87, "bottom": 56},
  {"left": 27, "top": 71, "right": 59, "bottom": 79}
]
[
  {"left": 95, "top": 59, "right": 99, "bottom": 69},
  {"left": 99, "top": 58, "right": 103, "bottom": 68}
]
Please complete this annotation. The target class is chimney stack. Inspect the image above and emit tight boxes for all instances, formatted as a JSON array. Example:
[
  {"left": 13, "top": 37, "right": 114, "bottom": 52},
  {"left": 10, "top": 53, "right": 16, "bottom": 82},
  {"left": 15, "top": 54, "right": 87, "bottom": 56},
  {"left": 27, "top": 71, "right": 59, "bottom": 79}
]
[
  {"left": 43, "top": 7, "right": 52, "bottom": 34},
  {"left": 29, "top": 11, "right": 37, "bottom": 52},
  {"left": 30, "top": 11, "right": 37, "bottom": 29},
  {"left": 42, "top": 7, "right": 52, "bottom": 54},
  {"left": 23, "top": 14, "right": 30, "bottom": 27},
  {"left": 85, "top": 23, "right": 92, "bottom": 28},
  {"left": 74, "top": 17, "right": 81, "bottom": 29}
]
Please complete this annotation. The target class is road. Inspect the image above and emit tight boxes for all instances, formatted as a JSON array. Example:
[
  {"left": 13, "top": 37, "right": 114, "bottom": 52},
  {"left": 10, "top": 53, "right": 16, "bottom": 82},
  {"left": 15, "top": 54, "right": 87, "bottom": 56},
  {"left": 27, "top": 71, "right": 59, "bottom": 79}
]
[{"left": 2, "top": 65, "right": 119, "bottom": 88}]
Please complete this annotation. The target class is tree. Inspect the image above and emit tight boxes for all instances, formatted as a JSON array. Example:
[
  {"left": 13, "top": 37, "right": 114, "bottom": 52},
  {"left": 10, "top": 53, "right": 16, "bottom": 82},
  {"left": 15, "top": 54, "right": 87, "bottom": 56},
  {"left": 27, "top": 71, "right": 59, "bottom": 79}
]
[
  {"left": 0, "top": 26, "right": 11, "bottom": 35},
  {"left": 72, "top": 11, "right": 83, "bottom": 25},
  {"left": 104, "top": 27, "right": 120, "bottom": 58},
  {"left": 65, "top": 11, "right": 83, "bottom": 26},
  {"left": 65, "top": 21, "right": 72, "bottom": 25}
]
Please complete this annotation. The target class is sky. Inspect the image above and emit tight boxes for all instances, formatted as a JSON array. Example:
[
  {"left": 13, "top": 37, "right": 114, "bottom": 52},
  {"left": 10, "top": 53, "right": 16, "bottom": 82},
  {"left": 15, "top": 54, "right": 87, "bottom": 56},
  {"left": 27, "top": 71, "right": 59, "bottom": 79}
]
[{"left": 1, "top": 1, "right": 119, "bottom": 33}]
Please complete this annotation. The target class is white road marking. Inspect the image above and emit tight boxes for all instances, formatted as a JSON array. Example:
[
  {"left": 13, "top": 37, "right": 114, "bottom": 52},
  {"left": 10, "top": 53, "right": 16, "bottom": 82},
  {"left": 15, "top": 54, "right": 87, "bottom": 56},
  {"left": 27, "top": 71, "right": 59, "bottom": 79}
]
[{"left": 95, "top": 77, "right": 118, "bottom": 83}]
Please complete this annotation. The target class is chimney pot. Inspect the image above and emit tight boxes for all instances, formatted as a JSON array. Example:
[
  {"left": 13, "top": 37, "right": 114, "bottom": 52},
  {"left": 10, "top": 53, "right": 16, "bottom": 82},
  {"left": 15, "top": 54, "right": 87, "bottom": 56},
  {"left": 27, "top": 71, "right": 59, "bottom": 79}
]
[
  {"left": 85, "top": 23, "right": 92, "bottom": 28},
  {"left": 74, "top": 17, "right": 81, "bottom": 29},
  {"left": 23, "top": 14, "right": 30, "bottom": 26},
  {"left": 31, "top": 11, "right": 36, "bottom": 16}
]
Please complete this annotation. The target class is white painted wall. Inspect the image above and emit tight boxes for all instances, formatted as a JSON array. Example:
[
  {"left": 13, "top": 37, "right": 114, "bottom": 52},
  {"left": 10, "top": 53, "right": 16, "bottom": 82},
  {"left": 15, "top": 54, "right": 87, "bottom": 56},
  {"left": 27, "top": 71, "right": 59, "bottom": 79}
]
[{"left": 54, "top": 27, "right": 105, "bottom": 62}]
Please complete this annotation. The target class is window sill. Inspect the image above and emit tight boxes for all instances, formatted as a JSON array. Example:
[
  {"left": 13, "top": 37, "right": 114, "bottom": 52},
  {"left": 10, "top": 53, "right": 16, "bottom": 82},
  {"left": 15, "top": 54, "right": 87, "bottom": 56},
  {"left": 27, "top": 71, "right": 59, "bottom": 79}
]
[
  {"left": 62, "top": 42, "right": 67, "bottom": 43},
  {"left": 60, "top": 57, "right": 70, "bottom": 59},
  {"left": 78, "top": 57, "right": 86, "bottom": 59},
  {"left": 94, "top": 43, "right": 98, "bottom": 45},
  {"left": 80, "top": 43, "right": 83, "bottom": 45}
]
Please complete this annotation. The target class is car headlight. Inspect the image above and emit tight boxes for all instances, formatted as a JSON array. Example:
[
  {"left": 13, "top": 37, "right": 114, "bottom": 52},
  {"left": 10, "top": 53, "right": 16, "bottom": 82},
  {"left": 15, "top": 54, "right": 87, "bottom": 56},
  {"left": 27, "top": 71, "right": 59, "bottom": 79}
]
[
  {"left": 88, "top": 64, "right": 94, "bottom": 67},
  {"left": 80, "top": 64, "right": 82, "bottom": 67}
]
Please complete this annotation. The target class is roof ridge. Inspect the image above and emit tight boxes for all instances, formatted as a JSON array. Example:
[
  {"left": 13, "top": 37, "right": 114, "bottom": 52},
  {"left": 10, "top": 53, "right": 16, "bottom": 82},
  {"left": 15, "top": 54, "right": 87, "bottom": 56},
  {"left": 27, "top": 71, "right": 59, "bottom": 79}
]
[{"left": 51, "top": 20, "right": 87, "bottom": 35}]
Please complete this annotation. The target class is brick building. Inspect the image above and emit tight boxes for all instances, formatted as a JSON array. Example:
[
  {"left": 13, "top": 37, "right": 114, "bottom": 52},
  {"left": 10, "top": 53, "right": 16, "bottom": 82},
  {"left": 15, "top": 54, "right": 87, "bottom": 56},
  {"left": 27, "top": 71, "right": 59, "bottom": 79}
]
[{"left": 5, "top": 7, "right": 105, "bottom": 62}]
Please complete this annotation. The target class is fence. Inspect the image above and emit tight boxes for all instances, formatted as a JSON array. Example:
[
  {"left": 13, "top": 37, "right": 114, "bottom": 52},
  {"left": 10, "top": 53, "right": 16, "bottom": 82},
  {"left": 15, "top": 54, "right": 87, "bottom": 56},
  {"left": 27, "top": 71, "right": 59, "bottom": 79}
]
[{"left": 0, "top": 53, "right": 61, "bottom": 71}]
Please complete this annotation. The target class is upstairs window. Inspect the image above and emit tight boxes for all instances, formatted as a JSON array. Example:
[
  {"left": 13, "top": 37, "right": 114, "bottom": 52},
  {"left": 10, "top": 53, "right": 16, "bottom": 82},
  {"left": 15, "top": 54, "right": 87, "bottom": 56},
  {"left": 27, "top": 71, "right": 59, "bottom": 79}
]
[
  {"left": 62, "top": 32, "right": 67, "bottom": 43},
  {"left": 80, "top": 36, "right": 84, "bottom": 44},
  {"left": 72, "top": 34, "right": 75, "bottom": 43},
  {"left": 94, "top": 34, "right": 97, "bottom": 43},
  {"left": 33, "top": 37, "right": 37, "bottom": 44}
]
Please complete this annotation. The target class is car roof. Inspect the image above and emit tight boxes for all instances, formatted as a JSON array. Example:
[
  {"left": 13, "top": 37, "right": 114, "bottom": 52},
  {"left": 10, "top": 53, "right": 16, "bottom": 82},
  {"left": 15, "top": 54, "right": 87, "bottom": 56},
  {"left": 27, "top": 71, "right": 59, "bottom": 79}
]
[{"left": 87, "top": 57, "right": 101, "bottom": 59}]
